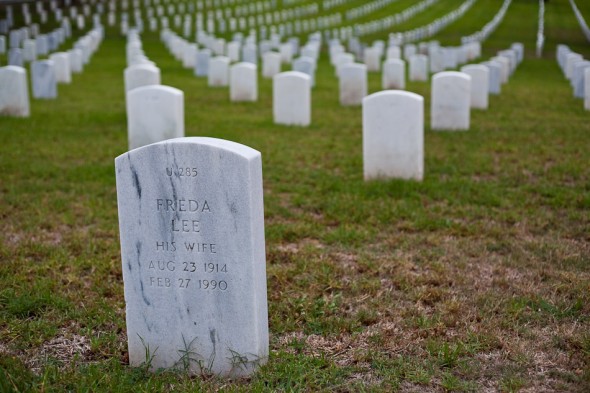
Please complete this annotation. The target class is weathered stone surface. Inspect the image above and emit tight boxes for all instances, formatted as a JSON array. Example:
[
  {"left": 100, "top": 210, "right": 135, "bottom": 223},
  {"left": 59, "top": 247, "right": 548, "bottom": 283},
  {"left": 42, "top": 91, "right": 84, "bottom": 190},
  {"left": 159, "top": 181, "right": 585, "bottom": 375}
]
[{"left": 115, "top": 137, "right": 268, "bottom": 378}]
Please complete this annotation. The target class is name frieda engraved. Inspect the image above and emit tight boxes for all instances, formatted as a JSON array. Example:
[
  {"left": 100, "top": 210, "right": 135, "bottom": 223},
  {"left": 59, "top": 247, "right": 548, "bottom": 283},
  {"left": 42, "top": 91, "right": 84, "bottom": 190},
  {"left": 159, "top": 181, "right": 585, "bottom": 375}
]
[{"left": 115, "top": 137, "right": 268, "bottom": 377}]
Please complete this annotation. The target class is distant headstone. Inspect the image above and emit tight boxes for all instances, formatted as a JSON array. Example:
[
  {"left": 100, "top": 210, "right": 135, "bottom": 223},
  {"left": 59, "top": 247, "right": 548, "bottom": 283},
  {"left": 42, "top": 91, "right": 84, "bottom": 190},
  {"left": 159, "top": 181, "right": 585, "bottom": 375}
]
[
  {"left": 0, "top": 66, "right": 30, "bottom": 117},
  {"left": 382, "top": 59, "right": 405, "bottom": 90},
  {"left": 339, "top": 63, "right": 367, "bottom": 106},
  {"left": 363, "top": 91, "right": 423, "bottom": 181},
  {"left": 409, "top": 54, "right": 428, "bottom": 82},
  {"left": 49, "top": 52, "right": 72, "bottom": 84},
  {"left": 8, "top": 48, "right": 23, "bottom": 67},
  {"left": 364, "top": 47, "right": 380, "bottom": 72},
  {"left": 572, "top": 61, "right": 590, "bottom": 98},
  {"left": 31, "top": 60, "right": 58, "bottom": 99},
  {"left": 403, "top": 44, "right": 417, "bottom": 60},
  {"left": 226, "top": 41, "right": 241, "bottom": 62},
  {"left": 242, "top": 44, "right": 257, "bottom": 65},
  {"left": 585, "top": 67, "right": 590, "bottom": 111},
  {"left": 460, "top": 64, "right": 489, "bottom": 109},
  {"left": 208, "top": 56, "right": 230, "bottom": 87},
  {"left": 273, "top": 71, "right": 311, "bottom": 126},
  {"left": 431, "top": 71, "right": 471, "bottom": 131},
  {"left": 183, "top": 43, "right": 197, "bottom": 68},
  {"left": 23, "top": 39, "right": 36, "bottom": 62},
  {"left": 126, "top": 85, "right": 184, "bottom": 149},
  {"left": 0, "top": 36, "right": 5, "bottom": 54},
  {"left": 292, "top": 56, "right": 316, "bottom": 87},
  {"left": 69, "top": 49, "right": 84, "bottom": 73},
  {"left": 482, "top": 61, "right": 502, "bottom": 95},
  {"left": 125, "top": 63, "right": 161, "bottom": 93},
  {"left": 386, "top": 46, "right": 401, "bottom": 60},
  {"left": 492, "top": 56, "right": 510, "bottom": 83},
  {"left": 262, "top": 51, "right": 281, "bottom": 79},
  {"left": 230, "top": 62, "right": 257, "bottom": 102},
  {"left": 195, "top": 49, "right": 211, "bottom": 77},
  {"left": 115, "top": 137, "right": 268, "bottom": 377}
]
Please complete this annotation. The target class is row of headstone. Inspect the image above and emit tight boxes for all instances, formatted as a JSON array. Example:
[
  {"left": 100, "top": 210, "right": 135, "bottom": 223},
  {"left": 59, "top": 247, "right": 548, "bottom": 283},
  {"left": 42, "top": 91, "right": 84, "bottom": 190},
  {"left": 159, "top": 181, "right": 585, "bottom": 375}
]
[
  {"left": 124, "top": 30, "right": 161, "bottom": 94},
  {"left": 350, "top": 0, "right": 438, "bottom": 41},
  {"left": 536, "top": 0, "right": 545, "bottom": 58},
  {"left": 479, "top": 43, "right": 523, "bottom": 96},
  {"left": 3, "top": 16, "right": 76, "bottom": 67},
  {"left": 114, "top": 2, "right": 321, "bottom": 34},
  {"left": 568, "top": 0, "right": 590, "bottom": 43},
  {"left": 159, "top": 26, "right": 319, "bottom": 90},
  {"left": 461, "top": 0, "right": 512, "bottom": 44},
  {"left": 115, "top": 0, "right": 339, "bottom": 37},
  {"left": 377, "top": 0, "right": 475, "bottom": 43},
  {"left": 345, "top": 0, "right": 401, "bottom": 21},
  {"left": 556, "top": 44, "right": 590, "bottom": 110},
  {"left": 1, "top": 25, "right": 103, "bottom": 114},
  {"left": 429, "top": 43, "right": 524, "bottom": 130}
]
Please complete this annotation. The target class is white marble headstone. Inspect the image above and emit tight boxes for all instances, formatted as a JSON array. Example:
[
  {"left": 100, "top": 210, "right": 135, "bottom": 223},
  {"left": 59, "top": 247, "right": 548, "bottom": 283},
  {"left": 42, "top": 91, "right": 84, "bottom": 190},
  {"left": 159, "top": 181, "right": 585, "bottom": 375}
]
[
  {"left": 195, "top": 49, "right": 211, "bottom": 77},
  {"left": 382, "top": 59, "right": 405, "bottom": 90},
  {"left": 208, "top": 56, "right": 230, "bottom": 87},
  {"left": 292, "top": 56, "right": 316, "bottom": 87},
  {"left": 364, "top": 47, "right": 380, "bottom": 72},
  {"left": 8, "top": 48, "right": 23, "bottom": 67},
  {"left": 363, "top": 91, "right": 423, "bottom": 181},
  {"left": 69, "top": 49, "right": 83, "bottom": 73},
  {"left": 0, "top": 66, "right": 30, "bottom": 117},
  {"left": 431, "top": 71, "right": 471, "bottom": 131},
  {"left": 482, "top": 61, "right": 501, "bottom": 95},
  {"left": 23, "top": 39, "right": 37, "bottom": 62},
  {"left": 230, "top": 62, "right": 257, "bottom": 102},
  {"left": 31, "top": 60, "right": 57, "bottom": 99},
  {"left": 262, "top": 51, "right": 281, "bottom": 79},
  {"left": 125, "top": 63, "right": 161, "bottom": 93},
  {"left": 339, "top": 63, "right": 367, "bottom": 106},
  {"left": 49, "top": 52, "right": 72, "bottom": 84},
  {"left": 409, "top": 54, "right": 428, "bottom": 82},
  {"left": 273, "top": 71, "right": 311, "bottom": 126},
  {"left": 585, "top": 67, "right": 590, "bottom": 111},
  {"left": 460, "top": 64, "right": 489, "bottom": 109},
  {"left": 115, "top": 137, "right": 268, "bottom": 378},
  {"left": 126, "top": 85, "right": 184, "bottom": 150}
]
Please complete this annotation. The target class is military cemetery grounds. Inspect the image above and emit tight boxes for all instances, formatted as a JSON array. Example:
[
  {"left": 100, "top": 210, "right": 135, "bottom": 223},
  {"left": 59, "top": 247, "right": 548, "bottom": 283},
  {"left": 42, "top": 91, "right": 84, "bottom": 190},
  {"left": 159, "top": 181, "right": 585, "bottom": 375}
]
[{"left": 1, "top": 0, "right": 590, "bottom": 391}]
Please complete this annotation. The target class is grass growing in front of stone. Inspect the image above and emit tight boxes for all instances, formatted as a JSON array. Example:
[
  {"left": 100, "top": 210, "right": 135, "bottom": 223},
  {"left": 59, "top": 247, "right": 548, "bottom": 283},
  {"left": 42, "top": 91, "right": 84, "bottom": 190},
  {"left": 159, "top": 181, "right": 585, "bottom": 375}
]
[{"left": 1, "top": 0, "right": 590, "bottom": 391}]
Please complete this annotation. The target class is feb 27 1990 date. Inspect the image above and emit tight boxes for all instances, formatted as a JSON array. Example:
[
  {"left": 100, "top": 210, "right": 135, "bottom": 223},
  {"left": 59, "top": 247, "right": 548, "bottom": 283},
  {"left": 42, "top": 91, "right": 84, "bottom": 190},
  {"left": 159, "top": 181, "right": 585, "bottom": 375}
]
[{"left": 149, "top": 277, "right": 228, "bottom": 290}]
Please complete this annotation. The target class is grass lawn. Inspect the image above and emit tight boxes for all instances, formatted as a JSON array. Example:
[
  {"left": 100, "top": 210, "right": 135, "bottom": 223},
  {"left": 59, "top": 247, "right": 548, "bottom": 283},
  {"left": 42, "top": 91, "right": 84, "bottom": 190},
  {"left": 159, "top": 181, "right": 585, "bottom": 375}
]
[{"left": 1, "top": 0, "right": 589, "bottom": 391}]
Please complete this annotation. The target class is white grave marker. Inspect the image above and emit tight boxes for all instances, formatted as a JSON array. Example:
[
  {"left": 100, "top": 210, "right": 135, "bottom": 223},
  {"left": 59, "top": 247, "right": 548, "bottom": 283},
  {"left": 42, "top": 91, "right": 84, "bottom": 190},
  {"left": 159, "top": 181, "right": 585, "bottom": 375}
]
[
  {"left": 363, "top": 91, "right": 423, "bottom": 181},
  {"left": 115, "top": 137, "right": 268, "bottom": 377},
  {"left": 0, "top": 66, "right": 30, "bottom": 117},
  {"left": 431, "top": 71, "right": 471, "bottom": 131},
  {"left": 126, "top": 85, "right": 184, "bottom": 149},
  {"left": 230, "top": 62, "right": 257, "bottom": 102},
  {"left": 273, "top": 71, "right": 311, "bottom": 126}
]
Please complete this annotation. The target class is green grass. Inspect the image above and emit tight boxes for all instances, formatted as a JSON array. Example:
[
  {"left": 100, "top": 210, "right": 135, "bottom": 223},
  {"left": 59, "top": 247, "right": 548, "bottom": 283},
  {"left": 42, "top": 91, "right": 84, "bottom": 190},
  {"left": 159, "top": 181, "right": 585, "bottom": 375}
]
[{"left": 1, "top": 0, "right": 590, "bottom": 391}]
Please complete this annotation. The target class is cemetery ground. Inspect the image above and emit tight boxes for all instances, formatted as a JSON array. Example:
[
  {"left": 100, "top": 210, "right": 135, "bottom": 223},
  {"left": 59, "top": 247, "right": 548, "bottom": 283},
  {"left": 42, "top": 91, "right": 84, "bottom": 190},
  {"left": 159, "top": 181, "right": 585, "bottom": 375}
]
[{"left": 1, "top": 0, "right": 590, "bottom": 391}]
